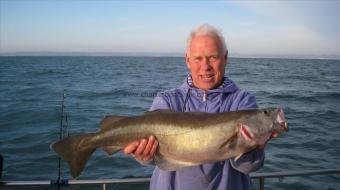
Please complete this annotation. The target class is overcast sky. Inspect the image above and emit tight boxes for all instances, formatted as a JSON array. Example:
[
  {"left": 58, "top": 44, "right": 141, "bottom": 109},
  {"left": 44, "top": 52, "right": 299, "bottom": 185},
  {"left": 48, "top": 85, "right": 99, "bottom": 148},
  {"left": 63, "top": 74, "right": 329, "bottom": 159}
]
[{"left": 1, "top": 0, "right": 339, "bottom": 56}]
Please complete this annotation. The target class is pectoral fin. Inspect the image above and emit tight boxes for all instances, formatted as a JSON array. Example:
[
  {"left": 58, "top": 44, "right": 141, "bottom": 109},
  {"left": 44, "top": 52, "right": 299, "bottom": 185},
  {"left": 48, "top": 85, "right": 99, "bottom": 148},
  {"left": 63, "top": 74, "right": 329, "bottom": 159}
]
[
  {"left": 102, "top": 146, "right": 121, "bottom": 155},
  {"left": 154, "top": 152, "right": 198, "bottom": 171}
]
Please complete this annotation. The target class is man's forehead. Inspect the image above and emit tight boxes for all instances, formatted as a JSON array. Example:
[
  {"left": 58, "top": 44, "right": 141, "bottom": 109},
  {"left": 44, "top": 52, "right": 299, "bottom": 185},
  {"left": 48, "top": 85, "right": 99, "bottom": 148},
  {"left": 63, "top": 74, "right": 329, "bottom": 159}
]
[
  {"left": 190, "top": 35, "right": 222, "bottom": 49},
  {"left": 190, "top": 52, "right": 220, "bottom": 57}
]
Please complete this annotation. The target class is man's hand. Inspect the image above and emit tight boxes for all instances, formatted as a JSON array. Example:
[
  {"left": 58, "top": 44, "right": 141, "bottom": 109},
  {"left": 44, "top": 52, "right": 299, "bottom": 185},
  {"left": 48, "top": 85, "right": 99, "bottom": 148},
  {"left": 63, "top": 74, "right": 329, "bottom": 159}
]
[{"left": 123, "top": 136, "right": 158, "bottom": 161}]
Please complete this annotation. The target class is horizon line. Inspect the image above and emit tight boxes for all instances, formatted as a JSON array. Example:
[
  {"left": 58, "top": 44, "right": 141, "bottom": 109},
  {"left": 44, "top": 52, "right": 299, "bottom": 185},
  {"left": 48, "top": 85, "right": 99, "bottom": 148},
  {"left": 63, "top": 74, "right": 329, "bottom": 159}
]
[{"left": 1, "top": 51, "right": 340, "bottom": 60}]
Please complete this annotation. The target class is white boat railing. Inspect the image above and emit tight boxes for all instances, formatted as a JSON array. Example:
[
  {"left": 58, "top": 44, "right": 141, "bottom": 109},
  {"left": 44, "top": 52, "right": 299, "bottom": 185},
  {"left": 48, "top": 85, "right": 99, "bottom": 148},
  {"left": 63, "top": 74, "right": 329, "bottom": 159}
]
[{"left": 1, "top": 168, "right": 340, "bottom": 190}]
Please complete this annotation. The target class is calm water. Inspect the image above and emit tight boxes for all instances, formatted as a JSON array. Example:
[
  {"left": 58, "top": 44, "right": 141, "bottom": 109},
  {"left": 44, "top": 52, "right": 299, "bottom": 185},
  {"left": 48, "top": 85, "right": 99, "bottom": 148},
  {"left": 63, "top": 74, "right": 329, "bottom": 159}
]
[{"left": 0, "top": 56, "right": 339, "bottom": 189}]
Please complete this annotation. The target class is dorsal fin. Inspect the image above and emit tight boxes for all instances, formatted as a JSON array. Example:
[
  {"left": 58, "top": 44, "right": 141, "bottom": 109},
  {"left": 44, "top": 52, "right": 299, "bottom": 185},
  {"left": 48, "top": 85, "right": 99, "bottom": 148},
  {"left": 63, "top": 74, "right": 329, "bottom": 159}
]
[
  {"left": 99, "top": 115, "right": 127, "bottom": 131},
  {"left": 144, "top": 109, "right": 178, "bottom": 115}
]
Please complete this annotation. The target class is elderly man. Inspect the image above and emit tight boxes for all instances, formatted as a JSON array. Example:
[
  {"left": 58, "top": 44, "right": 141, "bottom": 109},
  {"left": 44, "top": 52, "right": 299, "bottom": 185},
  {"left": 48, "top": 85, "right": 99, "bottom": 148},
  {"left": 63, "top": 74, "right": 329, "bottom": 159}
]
[{"left": 124, "top": 24, "right": 264, "bottom": 190}]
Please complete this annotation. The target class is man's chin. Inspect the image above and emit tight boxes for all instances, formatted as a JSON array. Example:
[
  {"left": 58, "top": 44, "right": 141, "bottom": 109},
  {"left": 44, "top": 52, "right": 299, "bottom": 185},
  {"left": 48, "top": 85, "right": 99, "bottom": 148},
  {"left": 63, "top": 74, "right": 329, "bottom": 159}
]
[{"left": 197, "top": 82, "right": 216, "bottom": 90}]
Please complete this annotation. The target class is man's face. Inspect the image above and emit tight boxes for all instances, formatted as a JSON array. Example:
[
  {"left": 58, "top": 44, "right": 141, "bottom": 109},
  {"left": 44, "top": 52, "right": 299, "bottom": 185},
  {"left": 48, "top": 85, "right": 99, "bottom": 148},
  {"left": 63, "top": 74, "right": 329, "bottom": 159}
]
[{"left": 186, "top": 35, "right": 227, "bottom": 90}]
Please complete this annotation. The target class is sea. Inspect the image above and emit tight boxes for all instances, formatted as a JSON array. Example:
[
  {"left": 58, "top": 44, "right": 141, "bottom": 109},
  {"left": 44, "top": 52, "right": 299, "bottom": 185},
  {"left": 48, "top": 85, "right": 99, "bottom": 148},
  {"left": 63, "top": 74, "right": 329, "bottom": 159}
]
[{"left": 0, "top": 56, "right": 339, "bottom": 190}]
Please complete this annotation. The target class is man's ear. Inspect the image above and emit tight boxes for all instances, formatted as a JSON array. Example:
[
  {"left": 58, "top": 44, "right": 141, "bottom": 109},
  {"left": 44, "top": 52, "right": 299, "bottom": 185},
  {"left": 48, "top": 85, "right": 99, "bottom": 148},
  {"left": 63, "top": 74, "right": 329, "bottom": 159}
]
[
  {"left": 224, "top": 50, "right": 228, "bottom": 59},
  {"left": 224, "top": 50, "right": 228, "bottom": 65},
  {"left": 185, "top": 53, "right": 191, "bottom": 70}
]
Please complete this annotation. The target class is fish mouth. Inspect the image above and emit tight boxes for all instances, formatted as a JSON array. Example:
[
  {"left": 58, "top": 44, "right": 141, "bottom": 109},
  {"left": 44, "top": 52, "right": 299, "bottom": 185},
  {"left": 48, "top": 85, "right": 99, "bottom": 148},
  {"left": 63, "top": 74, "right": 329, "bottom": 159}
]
[
  {"left": 274, "top": 108, "right": 288, "bottom": 132},
  {"left": 279, "top": 121, "right": 288, "bottom": 132}
]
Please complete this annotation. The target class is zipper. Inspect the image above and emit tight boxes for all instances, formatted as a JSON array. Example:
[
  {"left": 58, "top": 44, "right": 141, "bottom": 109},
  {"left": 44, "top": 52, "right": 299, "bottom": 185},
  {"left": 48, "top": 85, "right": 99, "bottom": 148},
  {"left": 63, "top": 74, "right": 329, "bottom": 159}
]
[
  {"left": 203, "top": 90, "right": 207, "bottom": 102},
  {"left": 203, "top": 90, "right": 208, "bottom": 112}
]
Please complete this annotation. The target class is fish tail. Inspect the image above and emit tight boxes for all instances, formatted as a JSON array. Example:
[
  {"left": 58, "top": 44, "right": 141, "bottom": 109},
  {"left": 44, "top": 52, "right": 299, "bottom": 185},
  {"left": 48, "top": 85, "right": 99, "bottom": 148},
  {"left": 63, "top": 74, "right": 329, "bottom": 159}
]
[{"left": 50, "top": 133, "right": 96, "bottom": 178}]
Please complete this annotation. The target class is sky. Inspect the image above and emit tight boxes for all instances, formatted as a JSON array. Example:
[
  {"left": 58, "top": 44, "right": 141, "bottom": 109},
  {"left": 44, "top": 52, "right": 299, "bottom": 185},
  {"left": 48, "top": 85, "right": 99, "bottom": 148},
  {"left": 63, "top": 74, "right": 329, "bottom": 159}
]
[{"left": 1, "top": 0, "right": 340, "bottom": 57}]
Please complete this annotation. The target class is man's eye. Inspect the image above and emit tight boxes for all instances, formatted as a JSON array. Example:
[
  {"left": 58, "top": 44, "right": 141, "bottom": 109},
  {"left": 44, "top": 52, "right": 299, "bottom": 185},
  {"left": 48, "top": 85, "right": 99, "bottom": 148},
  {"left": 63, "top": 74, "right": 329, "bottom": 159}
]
[
  {"left": 193, "top": 57, "right": 202, "bottom": 62},
  {"left": 209, "top": 56, "right": 219, "bottom": 62}
]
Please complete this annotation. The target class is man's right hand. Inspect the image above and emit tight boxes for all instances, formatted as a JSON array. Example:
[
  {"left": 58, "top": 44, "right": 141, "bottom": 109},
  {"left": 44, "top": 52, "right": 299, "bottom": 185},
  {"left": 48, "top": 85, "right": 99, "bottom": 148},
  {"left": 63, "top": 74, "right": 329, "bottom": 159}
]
[{"left": 123, "top": 136, "right": 158, "bottom": 161}]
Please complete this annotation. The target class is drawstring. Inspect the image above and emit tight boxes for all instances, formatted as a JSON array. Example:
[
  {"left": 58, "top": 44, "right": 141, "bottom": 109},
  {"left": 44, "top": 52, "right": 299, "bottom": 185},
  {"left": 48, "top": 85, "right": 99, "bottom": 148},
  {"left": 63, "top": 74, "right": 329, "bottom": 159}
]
[
  {"left": 219, "top": 92, "right": 226, "bottom": 112},
  {"left": 182, "top": 88, "right": 191, "bottom": 112}
]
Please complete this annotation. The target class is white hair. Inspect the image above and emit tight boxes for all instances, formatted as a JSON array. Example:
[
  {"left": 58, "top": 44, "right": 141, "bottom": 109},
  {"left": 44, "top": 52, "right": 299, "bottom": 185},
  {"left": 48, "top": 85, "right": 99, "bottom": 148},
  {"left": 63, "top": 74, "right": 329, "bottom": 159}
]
[{"left": 187, "top": 24, "right": 227, "bottom": 54}]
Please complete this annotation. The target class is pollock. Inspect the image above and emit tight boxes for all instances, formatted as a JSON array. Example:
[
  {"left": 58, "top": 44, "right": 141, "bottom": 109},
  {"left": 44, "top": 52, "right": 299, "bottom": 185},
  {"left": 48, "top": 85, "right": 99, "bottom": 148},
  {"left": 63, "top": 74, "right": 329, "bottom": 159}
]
[{"left": 51, "top": 108, "right": 288, "bottom": 178}]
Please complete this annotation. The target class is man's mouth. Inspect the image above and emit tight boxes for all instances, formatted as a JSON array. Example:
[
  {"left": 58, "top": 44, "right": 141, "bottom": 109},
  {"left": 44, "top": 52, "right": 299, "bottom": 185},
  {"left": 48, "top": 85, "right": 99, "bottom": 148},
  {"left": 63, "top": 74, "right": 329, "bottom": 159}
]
[{"left": 200, "top": 74, "right": 214, "bottom": 81}]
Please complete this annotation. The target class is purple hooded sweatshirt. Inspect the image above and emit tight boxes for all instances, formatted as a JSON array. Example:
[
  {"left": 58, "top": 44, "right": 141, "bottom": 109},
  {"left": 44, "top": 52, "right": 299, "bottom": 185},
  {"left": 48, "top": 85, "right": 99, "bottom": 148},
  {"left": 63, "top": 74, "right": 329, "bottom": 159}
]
[{"left": 147, "top": 75, "right": 264, "bottom": 190}]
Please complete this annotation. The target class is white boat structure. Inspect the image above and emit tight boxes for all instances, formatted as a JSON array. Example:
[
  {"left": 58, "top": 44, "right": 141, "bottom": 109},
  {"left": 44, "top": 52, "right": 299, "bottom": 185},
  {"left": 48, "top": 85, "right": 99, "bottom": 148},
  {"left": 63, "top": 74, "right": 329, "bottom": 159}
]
[{"left": 1, "top": 166, "right": 340, "bottom": 190}]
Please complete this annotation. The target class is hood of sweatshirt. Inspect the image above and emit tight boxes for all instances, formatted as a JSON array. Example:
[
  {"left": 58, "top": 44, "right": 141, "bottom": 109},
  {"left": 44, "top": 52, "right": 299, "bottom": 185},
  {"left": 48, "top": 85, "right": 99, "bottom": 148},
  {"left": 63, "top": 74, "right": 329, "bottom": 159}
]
[{"left": 179, "top": 74, "right": 239, "bottom": 102}]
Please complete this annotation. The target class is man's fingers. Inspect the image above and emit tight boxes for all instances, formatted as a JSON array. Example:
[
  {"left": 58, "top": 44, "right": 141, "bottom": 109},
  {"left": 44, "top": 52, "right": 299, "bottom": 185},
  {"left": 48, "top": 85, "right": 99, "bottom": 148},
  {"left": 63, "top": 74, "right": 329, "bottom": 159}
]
[
  {"left": 142, "top": 136, "right": 155, "bottom": 157},
  {"left": 134, "top": 138, "right": 148, "bottom": 156},
  {"left": 149, "top": 139, "right": 158, "bottom": 156},
  {"left": 142, "top": 140, "right": 159, "bottom": 161},
  {"left": 123, "top": 141, "right": 139, "bottom": 155},
  {"left": 124, "top": 136, "right": 158, "bottom": 161}
]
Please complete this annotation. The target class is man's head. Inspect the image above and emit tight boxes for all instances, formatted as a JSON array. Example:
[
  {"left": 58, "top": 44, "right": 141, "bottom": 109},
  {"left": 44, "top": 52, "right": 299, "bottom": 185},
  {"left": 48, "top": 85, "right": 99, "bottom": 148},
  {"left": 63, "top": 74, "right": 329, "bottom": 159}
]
[{"left": 186, "top": 24, "right": 228, "bottom": 90}]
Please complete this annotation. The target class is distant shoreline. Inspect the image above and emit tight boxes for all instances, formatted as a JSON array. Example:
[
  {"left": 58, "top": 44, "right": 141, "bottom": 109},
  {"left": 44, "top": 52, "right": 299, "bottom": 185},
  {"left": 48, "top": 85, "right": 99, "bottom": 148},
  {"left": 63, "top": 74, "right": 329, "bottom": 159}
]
[{"left": 1, "top": 52, "right": 340, "bottom": 60}]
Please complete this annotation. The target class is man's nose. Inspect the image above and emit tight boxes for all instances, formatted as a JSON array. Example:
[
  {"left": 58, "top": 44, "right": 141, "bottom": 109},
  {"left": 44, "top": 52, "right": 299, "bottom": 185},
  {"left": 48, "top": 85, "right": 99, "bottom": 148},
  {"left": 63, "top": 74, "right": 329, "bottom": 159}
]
[{"left": 201, "top": 57, "right": 211, "bottom": 70}]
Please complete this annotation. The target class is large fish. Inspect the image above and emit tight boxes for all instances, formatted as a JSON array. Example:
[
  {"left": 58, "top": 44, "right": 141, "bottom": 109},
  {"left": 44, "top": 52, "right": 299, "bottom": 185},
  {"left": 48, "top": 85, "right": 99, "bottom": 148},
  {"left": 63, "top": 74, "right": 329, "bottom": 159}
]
[{"left": 51, "top": 108, "right": 288, "bottom": 178}]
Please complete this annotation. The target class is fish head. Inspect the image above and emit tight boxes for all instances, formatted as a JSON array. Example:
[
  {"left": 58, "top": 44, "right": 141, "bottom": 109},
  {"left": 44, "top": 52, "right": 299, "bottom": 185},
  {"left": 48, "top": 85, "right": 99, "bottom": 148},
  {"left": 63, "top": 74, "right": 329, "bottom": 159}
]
[{"left": 238, "top": 107, "right": 288, "bottom": 148}]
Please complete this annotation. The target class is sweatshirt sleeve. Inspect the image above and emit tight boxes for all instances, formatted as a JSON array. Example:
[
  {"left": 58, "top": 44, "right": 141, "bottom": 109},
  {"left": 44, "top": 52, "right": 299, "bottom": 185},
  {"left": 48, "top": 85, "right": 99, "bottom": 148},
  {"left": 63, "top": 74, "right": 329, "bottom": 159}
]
[
  {"left": 149, "top": 93, "right": 171, "bottom": 111},
  {"left": 229, "top": 90, "right": 265, "bottom": 174}
]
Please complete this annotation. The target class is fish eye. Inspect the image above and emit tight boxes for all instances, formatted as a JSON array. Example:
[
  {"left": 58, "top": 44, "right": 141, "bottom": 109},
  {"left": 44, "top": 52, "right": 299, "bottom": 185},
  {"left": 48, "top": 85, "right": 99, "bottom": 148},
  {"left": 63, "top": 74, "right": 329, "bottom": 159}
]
[{"left": 263, "top": 110, "right": 268, "bottom": 115}]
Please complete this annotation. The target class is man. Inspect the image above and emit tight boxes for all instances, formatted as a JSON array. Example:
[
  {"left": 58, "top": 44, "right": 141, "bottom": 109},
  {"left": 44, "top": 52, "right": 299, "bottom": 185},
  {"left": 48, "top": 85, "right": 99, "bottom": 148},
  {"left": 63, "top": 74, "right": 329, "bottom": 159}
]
[{"left": 124, "top": 24, "right": 264, "bottom": 190}]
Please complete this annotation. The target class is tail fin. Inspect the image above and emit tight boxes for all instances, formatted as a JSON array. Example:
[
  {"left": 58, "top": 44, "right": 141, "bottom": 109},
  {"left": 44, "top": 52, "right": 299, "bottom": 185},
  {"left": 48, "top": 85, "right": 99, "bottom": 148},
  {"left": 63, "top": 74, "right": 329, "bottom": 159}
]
[{"left": 50, "top": 134, "right": 96, "bottom": 178}]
